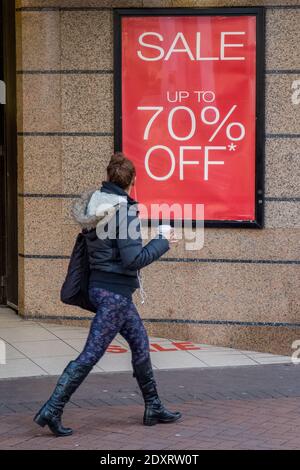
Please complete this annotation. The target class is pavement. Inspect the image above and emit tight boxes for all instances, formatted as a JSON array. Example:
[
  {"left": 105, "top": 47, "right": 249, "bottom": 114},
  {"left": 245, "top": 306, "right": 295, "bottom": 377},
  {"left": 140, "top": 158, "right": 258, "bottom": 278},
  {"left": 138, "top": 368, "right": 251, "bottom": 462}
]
[
  {"left": 0, "top": 364, "right": 300, "bottom": 450},
  {"left": 0, "top": 307, "right": 294, "bottom": 379},
  {"left": 0, "top": 307, "right": 300, "bottom": 450}
]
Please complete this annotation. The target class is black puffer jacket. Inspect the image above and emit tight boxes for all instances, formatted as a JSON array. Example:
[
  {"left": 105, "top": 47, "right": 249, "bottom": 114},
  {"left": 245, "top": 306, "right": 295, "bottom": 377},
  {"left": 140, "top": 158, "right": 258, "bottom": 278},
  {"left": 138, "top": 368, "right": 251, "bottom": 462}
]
[{"left": 71, "top": 182, "right": 170, "bottom": 297}]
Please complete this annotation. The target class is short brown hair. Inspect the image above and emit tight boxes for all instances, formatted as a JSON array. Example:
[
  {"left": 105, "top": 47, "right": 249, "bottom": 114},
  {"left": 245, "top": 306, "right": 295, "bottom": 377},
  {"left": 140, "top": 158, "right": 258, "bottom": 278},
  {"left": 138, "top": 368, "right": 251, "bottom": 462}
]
[{"left": 106, "top": 152, "right": 136, "bottom": 190}]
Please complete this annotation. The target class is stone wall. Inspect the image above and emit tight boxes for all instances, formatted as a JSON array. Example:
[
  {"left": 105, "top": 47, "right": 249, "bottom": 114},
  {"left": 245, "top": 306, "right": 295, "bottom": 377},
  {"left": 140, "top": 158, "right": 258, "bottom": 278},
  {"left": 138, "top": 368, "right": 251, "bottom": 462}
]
[{"left": 16, "top": 0, "right": 300, "bottom": 354}]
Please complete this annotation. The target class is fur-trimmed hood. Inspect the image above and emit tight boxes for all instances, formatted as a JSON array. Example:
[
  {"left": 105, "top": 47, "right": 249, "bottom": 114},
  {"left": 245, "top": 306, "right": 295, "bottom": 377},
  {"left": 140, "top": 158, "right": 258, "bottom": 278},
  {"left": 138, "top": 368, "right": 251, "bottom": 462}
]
[{"left": 71, "top": 188, "right": 128, "bottom": 230}]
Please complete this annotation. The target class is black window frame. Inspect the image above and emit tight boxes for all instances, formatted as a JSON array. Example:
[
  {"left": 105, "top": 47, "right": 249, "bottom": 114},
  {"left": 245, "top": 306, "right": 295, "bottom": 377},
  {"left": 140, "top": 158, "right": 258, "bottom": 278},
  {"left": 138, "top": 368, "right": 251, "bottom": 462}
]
[{"left": 113, "top": 7, "right": 265, "bottom": 229}]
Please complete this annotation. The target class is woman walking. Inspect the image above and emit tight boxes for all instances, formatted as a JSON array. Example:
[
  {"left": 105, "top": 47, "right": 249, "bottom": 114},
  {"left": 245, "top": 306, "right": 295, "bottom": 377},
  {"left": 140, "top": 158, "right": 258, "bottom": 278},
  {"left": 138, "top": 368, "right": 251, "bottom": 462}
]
[{"left": 34, "top": 152, "right": 182, "bottom": 436}]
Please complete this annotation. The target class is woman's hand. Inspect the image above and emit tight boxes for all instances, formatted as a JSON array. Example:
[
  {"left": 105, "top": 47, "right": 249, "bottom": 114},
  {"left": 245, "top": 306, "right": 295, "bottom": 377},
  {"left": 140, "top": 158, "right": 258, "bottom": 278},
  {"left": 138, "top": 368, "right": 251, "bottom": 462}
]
[
  {"left": 169, "top": 228, "right": 179, "bottom": 244},
  {"left": 157, "top": 225, "right": 178, "bottom": 244}
]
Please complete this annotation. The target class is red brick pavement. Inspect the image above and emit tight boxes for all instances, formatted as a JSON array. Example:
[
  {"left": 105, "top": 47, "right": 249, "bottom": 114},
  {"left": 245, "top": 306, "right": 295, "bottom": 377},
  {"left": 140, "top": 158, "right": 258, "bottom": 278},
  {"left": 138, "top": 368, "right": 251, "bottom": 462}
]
[
  {"left": 1, "top": 365, "right": 300, "bottom": 450},
  {"left": 1, "top": 397, "right": 300, "bottom": 450}
]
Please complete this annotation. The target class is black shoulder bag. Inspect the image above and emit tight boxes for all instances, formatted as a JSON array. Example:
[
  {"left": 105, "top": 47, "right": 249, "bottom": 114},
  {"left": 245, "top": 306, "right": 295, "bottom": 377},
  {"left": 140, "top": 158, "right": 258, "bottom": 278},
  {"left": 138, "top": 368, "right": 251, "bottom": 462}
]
[{"left": 60, "top": 230, "right": 96, "bottom": 313}]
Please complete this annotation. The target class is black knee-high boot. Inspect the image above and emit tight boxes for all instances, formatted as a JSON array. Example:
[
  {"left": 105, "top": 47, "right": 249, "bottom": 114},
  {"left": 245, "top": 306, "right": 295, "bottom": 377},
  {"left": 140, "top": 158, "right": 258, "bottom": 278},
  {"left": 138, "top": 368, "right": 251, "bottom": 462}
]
[
  {"left": 34, "top": 361, "right": 92, "bottom": 437},
  {"left": 132, "top": 357, "right": 182, "bottom": 426}
]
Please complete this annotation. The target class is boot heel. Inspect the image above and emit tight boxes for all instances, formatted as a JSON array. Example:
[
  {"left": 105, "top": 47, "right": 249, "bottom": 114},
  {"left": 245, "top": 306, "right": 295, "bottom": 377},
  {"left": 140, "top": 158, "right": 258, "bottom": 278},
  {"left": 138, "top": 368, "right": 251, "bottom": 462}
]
[
  {"left": 143, "top": 417, "right": 159, "bottom": 426},
  {"left": 34, "top": 413, "right": 47, "bottom": 428}
]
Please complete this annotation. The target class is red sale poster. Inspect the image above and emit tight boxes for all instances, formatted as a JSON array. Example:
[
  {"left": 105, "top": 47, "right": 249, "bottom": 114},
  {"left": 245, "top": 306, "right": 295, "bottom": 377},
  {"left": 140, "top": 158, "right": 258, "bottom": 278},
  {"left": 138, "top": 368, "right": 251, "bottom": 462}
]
[{"left": 115, "top": 9, "right": 264, "bottom": 227}]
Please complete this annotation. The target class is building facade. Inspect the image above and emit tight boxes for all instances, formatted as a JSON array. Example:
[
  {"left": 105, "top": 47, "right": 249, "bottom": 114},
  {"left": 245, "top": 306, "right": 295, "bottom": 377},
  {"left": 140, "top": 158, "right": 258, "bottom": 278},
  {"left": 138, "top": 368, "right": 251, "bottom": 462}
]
[{"left": 1, "top": 0, "right": 299, "bottom": 355}]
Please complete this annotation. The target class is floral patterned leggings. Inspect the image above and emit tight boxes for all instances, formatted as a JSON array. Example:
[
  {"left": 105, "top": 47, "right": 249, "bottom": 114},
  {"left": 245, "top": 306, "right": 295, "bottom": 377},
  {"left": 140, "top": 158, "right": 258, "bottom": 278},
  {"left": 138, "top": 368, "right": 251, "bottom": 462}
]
[{"left": 75, "top": 287, "right": 150, "bottom": 368}]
